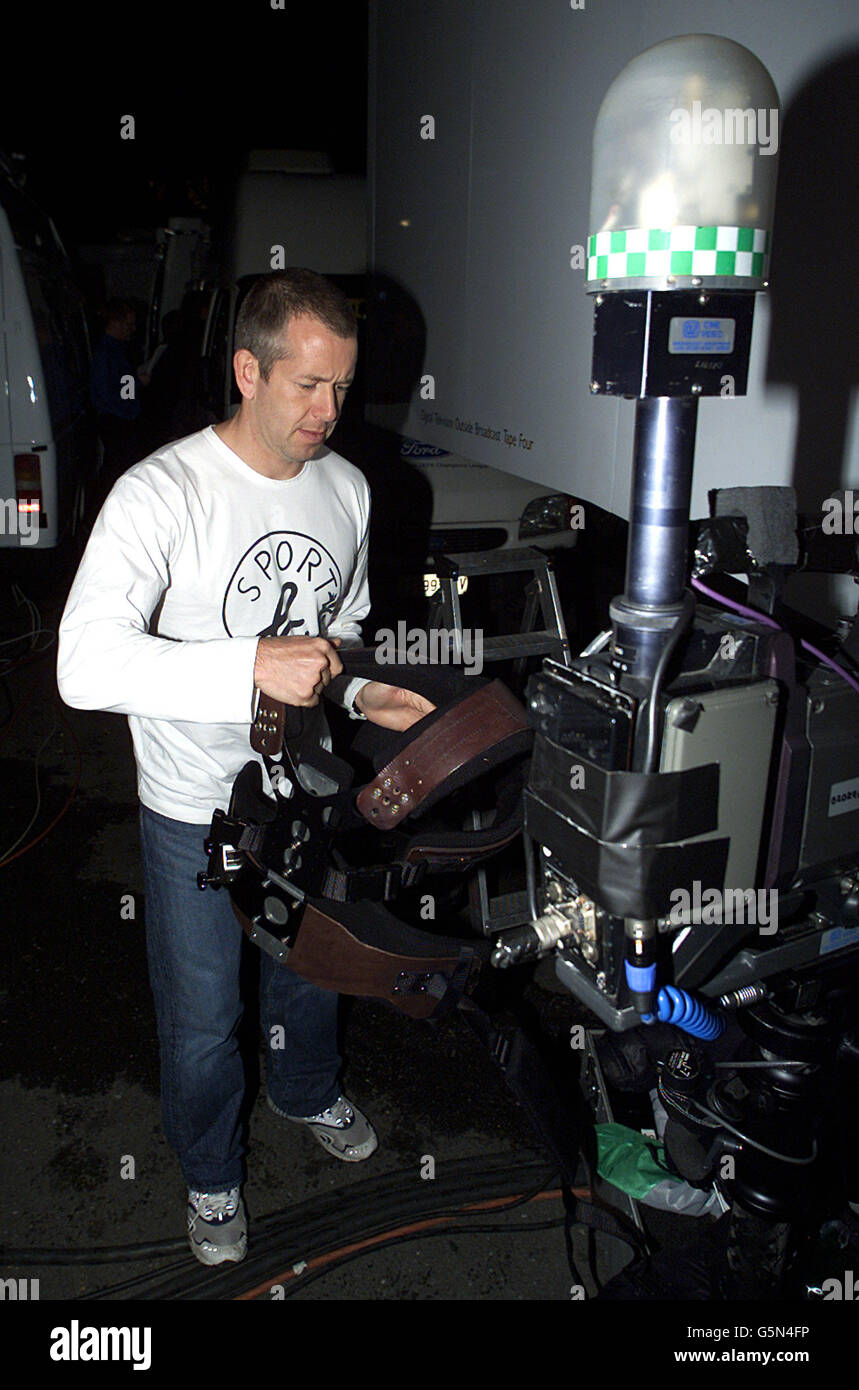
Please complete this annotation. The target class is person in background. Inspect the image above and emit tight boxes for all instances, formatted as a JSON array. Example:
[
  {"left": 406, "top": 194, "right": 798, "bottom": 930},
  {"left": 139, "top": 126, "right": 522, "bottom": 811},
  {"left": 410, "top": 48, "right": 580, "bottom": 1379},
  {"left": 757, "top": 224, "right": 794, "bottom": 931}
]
[
  {"left": 142, "top": 292, "right": 209, "bottom": 451},
  {"left": 90, "top": 299, "right": 149, "bottom": 476}
]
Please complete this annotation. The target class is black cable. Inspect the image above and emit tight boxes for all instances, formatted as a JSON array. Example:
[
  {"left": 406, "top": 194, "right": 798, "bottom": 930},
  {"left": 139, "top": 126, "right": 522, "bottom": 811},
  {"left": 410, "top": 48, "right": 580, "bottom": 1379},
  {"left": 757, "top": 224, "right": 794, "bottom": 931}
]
[
  {"left": 0, "top": 673, "right": 14, "bottom": 729},
  {"left": 0, "top": 1159, "right": 557, "bottom": 1270},
  {"left": 481, "top": 1166, "right": 557, "bottom": 1213},
  {"left": 136, "top": 1162, "right": 595, "bottom": 1302},
  {"left": 268, "top": 1214, "right": 566, "bottom": 1300},
  {"left": 0, "top": 1238, "right": 187, "bottom": 1267},
  {"left": 67, "top": 1155, "right": 559, "bottom": 1298},
  {"left": 642, "top": 588, "right": 696, "bottom": 774},
  {"left": 69, "top": 1257, "right": 193, "bottom": 1299},
  {"left": 523, "top": 830, "right": 539, "bottom": 921},
  {"left": 77, "top": 1214, "right": 566, "bottom": 1302}
]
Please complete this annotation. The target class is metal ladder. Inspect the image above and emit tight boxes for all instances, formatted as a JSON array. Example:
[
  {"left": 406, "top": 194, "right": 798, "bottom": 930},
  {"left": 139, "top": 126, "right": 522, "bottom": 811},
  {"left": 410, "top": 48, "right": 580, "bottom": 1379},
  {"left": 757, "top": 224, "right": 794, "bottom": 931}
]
[
  {"left": 427, "top": 546, "right": 572, "bottom": 934},
  {"left": 427, "top": 545, "right": 571, "bottom": 676}
]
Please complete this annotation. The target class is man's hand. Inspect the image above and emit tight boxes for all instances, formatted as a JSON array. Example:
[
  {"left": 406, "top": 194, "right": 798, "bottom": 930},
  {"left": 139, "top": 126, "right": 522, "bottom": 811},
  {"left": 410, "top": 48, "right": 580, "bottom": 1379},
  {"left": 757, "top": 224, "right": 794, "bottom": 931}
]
[
  {"left": 355, "top": 680, "right": 435, "bottom": 731},
  {"left": 254, "top": 635, "right": 343, "bottom": 706}
]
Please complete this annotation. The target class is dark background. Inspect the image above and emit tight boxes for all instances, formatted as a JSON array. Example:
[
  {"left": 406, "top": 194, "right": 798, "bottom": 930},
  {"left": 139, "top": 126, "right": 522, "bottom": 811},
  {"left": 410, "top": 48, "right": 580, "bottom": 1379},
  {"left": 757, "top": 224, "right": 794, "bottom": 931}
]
[{"left": 1, "top": 1, "right": 369, "bottom": 252}]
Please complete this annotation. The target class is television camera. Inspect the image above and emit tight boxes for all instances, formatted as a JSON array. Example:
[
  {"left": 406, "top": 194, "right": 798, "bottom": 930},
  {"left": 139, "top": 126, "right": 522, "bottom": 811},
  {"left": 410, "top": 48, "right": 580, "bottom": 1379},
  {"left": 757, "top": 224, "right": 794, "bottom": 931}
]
[{"left": 492, "top": 33, "right": 859, "bottom": 1297}]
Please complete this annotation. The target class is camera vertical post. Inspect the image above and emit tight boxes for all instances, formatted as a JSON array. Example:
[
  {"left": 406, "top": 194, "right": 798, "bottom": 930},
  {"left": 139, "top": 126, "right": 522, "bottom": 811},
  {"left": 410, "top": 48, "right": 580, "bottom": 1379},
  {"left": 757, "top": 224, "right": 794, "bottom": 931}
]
[{"left": 585, "top": 35, "right": 780, "bottom": 1019}]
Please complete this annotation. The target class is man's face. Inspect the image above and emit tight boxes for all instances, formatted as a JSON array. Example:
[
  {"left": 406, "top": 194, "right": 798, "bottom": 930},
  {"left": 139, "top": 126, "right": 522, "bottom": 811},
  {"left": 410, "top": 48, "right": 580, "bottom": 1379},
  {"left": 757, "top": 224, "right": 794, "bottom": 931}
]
[{"left": 248, "top": 315, "right": 357, "bottom": 470}]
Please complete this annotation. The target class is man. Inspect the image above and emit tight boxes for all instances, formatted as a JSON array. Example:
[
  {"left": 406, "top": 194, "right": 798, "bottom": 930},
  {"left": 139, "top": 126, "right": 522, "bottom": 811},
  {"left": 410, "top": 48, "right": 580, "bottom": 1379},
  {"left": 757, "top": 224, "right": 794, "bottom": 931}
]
[
  {"left": 89, "top": 299, "right": 149, "bottom": 476},
  {"left": 58, "top": 269, "right": 432, "bottom": 1266}
]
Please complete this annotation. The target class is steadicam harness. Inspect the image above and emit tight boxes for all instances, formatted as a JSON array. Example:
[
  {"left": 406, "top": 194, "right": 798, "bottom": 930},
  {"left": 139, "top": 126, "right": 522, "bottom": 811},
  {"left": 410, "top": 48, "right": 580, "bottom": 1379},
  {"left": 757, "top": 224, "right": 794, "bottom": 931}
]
[{"left": 199, "top": 656, "right": 533, "bottom": 1018}]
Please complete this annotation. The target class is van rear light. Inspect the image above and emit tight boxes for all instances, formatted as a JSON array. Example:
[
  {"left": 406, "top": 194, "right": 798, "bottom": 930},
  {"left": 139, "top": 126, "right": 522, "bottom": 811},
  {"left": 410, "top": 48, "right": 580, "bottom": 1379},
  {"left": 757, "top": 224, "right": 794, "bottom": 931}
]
[{"left": 14, "top": 453, "right": 42, "bottom": 515}]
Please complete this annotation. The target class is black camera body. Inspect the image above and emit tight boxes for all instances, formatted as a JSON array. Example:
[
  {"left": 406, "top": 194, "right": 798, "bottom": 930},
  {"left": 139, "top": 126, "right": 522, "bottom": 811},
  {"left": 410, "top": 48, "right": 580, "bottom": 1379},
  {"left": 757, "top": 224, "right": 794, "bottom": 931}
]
[
  {"left": 523, "top": 618, "right": 859, "bottom": 1033},
  {"left": 490, "top": 270, "right": 859, "bottom": 1255}
]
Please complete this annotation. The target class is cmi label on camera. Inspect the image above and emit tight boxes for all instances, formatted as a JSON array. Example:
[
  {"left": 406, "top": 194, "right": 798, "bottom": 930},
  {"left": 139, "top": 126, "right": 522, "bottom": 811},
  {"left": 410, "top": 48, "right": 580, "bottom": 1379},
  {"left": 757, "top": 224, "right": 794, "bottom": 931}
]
[
  {"left": 668, "top": 317, "right": 735, "bottom": 354},
  {"left": 819, "top": 925, "right": 859, "bottom": 956},
  {"left": 828, "top": 777, "right": 859, "bottom": 817}
]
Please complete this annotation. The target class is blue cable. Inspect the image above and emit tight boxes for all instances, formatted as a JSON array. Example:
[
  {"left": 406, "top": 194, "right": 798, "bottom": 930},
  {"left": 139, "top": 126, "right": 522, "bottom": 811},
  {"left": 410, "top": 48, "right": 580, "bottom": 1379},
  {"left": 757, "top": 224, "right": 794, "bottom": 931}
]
[{"left": 641, "top": 984, "right": 726, "bottom": 1040}]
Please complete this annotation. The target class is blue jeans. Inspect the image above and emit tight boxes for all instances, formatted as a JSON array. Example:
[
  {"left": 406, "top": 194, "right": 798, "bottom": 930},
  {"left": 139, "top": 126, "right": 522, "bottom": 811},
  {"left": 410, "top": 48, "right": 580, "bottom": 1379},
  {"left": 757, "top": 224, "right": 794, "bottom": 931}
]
[{"left": 140, "top": 806, "right": 342, "bottom": 1191}]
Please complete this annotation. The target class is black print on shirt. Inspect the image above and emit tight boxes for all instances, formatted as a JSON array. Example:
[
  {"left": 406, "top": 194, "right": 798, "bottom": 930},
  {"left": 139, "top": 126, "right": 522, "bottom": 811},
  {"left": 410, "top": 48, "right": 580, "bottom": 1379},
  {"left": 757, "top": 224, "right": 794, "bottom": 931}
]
[
  {"left": 261, "top": 582, "right": 303, "bottom": 639},
  {"left": 222, "top": 531, "right": 342, "bottom": 638}
]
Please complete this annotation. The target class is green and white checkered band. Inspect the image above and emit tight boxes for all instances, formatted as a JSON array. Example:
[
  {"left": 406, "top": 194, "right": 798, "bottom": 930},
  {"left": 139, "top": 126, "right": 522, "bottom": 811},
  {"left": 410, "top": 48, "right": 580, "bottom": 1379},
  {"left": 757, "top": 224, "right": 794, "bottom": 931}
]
[{"left": 586, "top": 226, "right": 769, "bottom": 285}]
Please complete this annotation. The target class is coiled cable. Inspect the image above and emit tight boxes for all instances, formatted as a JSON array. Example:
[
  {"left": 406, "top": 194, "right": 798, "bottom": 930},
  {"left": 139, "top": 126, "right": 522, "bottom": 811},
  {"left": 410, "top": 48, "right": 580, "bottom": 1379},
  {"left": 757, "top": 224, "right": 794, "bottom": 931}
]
[{"left": 643, "top": 985, "right": 726, "bottom": 1040}]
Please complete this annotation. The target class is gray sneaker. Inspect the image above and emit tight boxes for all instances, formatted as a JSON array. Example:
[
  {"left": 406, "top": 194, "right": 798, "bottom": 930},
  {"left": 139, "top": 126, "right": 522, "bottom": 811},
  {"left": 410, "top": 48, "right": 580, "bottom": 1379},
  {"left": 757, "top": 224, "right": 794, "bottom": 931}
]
[
  {"left": 268, "top": 1093, "right": 378, "bottom": 1161},
  {"left": 187, "top": 1187, "right": 248, "bottom": 1265}
]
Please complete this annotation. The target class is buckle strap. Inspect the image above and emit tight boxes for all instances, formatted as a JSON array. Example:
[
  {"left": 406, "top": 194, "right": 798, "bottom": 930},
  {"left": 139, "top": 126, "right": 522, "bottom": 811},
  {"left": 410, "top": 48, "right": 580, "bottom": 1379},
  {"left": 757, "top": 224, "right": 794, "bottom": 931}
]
[
  {"left": 251, "top": 692, "right": 285, "bottom": 757},
  {"left": 250, "top": 696, "right": 308, "bottom": 759},
  {"left": 237, "top": 824, "right": 268, "bottom": 854},
  {"left": 321, "top": 860, "right": 428, "bottom": 903}
]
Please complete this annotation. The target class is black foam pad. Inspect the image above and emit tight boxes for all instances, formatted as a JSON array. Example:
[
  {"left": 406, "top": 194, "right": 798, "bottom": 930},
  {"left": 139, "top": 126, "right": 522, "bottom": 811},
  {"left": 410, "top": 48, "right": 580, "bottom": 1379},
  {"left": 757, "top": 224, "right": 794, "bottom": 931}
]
[{"left": 713, "top": 486, "right": 798, "bottom": 568}]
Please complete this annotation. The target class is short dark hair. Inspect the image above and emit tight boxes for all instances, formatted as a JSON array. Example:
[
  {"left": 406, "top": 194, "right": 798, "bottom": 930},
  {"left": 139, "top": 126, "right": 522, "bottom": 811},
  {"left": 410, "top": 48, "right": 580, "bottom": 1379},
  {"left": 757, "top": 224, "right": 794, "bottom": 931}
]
[
  {"left": 103, "top": 299, "right": 135, "bottom": 326},
  {"left": 234, "top": 269, "right": 357, "bottom": 380}
]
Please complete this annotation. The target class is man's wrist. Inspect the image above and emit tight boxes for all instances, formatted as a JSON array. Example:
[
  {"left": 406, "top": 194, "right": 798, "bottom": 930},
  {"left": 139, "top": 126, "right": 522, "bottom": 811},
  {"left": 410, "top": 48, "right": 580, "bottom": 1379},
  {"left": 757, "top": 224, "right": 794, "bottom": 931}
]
[{"left": 349, "top": 679, "right": 371, "bottom": 719}]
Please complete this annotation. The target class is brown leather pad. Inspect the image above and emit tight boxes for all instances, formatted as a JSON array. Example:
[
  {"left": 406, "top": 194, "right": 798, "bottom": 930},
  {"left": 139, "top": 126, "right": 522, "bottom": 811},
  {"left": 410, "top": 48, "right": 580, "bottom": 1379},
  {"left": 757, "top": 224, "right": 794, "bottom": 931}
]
[
  {"left": 233, "top": 902, "right": 477, "bottom": 1019},
  {"left": 356, "top": 680, "right": 529, "bottom": 829}
]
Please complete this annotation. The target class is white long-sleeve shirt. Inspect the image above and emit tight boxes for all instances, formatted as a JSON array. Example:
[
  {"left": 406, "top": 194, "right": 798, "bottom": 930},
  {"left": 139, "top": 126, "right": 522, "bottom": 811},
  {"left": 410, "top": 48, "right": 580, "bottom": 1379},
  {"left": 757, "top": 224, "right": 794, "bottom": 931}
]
[{"left": 57, "top": 425, "right": 371, "bottom": 822}]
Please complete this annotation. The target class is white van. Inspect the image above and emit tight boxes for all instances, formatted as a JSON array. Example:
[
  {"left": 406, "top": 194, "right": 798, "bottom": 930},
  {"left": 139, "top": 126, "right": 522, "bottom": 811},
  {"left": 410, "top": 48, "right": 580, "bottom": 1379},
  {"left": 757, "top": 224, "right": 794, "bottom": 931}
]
[
  {"left": 0, "top": 162, "right": 96, "bottom": 552},
  {"left": 398, "top": 436, "right": 580, "bottom": 558}
]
